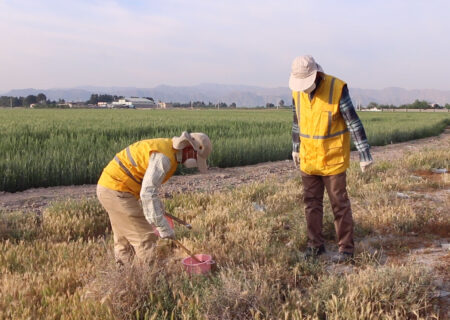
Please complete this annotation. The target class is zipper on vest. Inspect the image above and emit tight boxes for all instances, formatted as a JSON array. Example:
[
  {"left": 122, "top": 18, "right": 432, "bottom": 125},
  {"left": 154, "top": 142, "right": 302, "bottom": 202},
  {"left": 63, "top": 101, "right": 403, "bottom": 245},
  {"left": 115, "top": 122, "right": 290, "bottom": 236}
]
[{"left": 327, "top": 111, "right": 332, "bottom": 136}]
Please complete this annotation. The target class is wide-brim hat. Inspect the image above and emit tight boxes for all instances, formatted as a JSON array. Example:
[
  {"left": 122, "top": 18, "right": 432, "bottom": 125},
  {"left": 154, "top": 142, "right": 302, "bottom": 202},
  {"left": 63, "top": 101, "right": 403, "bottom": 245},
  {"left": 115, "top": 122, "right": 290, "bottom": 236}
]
[
  {"left": 288, "top": 55, "right": 323, "bottom": 91},
  {"left": 172, "top": 131, "right": 212, "bottom": 173}
]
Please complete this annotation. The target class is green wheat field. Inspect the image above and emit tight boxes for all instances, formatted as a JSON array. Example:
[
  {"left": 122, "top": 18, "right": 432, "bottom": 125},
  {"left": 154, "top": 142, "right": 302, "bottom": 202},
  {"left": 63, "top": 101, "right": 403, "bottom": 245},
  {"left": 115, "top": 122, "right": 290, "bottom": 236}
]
[{"left": 1, "top": 109, "right": 449, "bottom": 192}]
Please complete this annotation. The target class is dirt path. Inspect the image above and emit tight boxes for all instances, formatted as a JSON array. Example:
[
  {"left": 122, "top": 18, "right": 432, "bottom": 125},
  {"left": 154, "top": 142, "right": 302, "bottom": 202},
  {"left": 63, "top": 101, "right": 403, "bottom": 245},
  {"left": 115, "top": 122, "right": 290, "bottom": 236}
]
[{"left": 1, "top": 128, "right": 449, "bottom": 213}]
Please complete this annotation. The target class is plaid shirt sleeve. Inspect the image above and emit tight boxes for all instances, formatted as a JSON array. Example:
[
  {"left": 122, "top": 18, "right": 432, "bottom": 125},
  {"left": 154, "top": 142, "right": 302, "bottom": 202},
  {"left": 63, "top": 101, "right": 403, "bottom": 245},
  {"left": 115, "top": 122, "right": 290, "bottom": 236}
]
[
  {"left": 339, "top": 85, "right": 373, "bottom": 162},
  {"left": 292, "top": 98, "right": 300, "bottom": 152}
]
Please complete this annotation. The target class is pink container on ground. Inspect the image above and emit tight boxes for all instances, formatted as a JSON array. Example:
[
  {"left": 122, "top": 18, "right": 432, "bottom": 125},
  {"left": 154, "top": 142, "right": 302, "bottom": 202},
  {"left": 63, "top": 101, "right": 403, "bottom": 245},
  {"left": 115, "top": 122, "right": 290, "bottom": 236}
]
[
  {"left": 153, "top": 216, "right": 174, "bottom": 237},
  {"left": 182, "top": 254, "right": 215, "bottom": 275}
]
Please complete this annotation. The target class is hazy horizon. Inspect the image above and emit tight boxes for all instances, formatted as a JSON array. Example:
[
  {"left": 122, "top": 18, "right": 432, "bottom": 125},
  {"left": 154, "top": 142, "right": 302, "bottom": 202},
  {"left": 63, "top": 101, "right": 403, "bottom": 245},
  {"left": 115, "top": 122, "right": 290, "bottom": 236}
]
[
  {"left": 1, "top": 0, "right": 450, "bottom": 92},
  {"left": 4, "top": 83, "right": 450, "bottom": 95}
]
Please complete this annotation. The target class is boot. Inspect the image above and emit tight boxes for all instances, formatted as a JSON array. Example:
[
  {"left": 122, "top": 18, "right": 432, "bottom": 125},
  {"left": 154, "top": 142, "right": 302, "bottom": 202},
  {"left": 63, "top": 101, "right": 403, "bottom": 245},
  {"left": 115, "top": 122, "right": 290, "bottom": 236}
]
[{"left": 304, "top": 244, "right": 326, "bottom": 259}]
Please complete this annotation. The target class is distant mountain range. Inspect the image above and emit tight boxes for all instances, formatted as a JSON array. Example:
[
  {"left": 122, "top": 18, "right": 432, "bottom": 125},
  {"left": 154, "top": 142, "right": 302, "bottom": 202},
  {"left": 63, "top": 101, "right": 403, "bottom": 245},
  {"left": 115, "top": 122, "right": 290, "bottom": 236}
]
[{"left": 3, "top": 84, "right": 450, "bottom": 107}]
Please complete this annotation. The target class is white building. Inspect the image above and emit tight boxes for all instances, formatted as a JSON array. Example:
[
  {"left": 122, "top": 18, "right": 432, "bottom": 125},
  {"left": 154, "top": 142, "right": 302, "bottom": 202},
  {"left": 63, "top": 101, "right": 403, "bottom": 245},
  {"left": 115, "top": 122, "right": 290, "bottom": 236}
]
[
  {"left": 157, "top": 101, "right": 173, "bottom": 109},
  {"left": 112, "top": 98, "right": 156, "bottom": 109}
]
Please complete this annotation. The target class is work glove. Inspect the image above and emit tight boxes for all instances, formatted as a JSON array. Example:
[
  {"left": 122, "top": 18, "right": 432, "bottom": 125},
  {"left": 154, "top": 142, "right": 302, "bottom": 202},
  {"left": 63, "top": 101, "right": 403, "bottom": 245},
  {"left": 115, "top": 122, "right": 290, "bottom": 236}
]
[
  {"left": 158, "top": 228, "right": 175, "bottom": 239},
  {"left": 292, "top": 152, "right": 300, "bottom": 167},
  {"left": 360, "top": 160, "right": 373, "bottom": 173},
  {"left": 156, "top": 219, "right": 175, "bottom": 239}
]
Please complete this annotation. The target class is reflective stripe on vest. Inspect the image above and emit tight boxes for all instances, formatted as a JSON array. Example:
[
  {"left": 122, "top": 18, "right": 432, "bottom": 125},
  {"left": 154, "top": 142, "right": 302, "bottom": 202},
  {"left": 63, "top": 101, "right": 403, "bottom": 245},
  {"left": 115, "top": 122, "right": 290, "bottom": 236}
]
[
  {"left": 299, "top": 128, "right": 349, "bottom": 140},
  {"left": 126, "top": 147, "right": 137, "bottom": 167},
  {"left": 114, "top": 156, "right": 141, "bottom": 184},
  {"left": 313, "top": 128, "right": 348, "bottom": 139},
  {"left": 328, "top": 77, "right": 336, "bottom": 104}
]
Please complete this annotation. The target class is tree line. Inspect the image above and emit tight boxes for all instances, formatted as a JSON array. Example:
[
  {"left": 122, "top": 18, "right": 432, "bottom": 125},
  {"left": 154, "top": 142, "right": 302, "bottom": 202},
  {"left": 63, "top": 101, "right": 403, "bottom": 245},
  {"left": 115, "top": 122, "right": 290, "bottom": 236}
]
[
  {"left": 366, "top": 99, "right": 450, "bottom": 110},
  {"left": 0, "top": 94, "right": 239, "bottom": 108},
  {"left": 15, "top": 94, "right": 447, "bottom": 111},
  {"left": 0, "top": 93, "right": 52, "bottom": 107},
  {"left": 0, "top": 93, "right": 124, "bottom": 108},
  {"left": 169, "top": 101, "right": 236, "bottom": 108}
]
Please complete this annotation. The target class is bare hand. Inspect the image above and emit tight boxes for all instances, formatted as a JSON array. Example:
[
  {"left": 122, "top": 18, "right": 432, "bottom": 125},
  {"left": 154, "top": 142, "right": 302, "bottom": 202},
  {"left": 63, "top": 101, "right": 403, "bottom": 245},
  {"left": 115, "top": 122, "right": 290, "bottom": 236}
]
[
  {"left": 292, "top": 152, "right": 300, "bottom": 167},
  {"left": 360, "top": 160, "right": 373, "bottom": 173}
]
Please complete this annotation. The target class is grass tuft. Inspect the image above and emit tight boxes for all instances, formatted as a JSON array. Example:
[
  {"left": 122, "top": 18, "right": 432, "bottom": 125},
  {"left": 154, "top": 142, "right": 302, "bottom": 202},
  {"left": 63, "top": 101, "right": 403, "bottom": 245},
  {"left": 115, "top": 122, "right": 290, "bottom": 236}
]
[{"left": 42, "top": 198, "right": 110, "bottom": 241}]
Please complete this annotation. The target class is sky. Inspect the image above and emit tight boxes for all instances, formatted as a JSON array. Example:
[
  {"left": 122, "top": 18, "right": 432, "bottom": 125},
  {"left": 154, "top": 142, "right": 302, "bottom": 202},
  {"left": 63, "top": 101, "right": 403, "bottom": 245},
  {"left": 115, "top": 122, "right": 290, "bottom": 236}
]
[{"left": 0, "top": 0, "right": 449, "bottom": 92}]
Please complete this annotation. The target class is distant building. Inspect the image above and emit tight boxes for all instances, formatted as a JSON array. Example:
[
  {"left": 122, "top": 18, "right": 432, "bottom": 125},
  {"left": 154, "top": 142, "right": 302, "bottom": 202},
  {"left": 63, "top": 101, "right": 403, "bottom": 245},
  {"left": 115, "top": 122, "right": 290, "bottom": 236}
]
[
  {"left": 97, "top": 102, "right": 108, "bottom": 107},
  {"left": 71, "top": 102, "right": 88, "bottom": 108},
  {"left": 57, "top": 103, "right": 73, "bottom": 108},
  {"left": 112, "top": 98, "right": 156, "bottom": 109},
  {"left": 157, "top": 101, "right": 173, "bottom": 109},
  {"left": 429, "top": 103, "right": 444, "bottom": 109}
]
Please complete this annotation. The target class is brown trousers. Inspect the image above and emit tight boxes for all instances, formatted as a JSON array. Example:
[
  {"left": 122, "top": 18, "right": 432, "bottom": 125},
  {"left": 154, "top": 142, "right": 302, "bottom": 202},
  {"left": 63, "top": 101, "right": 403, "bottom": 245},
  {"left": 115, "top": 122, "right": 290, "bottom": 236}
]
[
  {"left": 96, "top": 185, "right": 158, "bottom": 264},
  {"left": 301, "top": 171, "right": 354, "bottom": 253}
]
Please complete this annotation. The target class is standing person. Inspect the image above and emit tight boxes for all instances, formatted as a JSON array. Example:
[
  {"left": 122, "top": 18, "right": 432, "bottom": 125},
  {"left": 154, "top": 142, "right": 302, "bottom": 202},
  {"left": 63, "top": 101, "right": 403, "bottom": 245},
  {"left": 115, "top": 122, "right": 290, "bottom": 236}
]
[
  {"left": 97, "top": 131, "right": 212, "bottom": 265},
  {"left": 289, "top": 55, "right": 373, "bottom": 263}
]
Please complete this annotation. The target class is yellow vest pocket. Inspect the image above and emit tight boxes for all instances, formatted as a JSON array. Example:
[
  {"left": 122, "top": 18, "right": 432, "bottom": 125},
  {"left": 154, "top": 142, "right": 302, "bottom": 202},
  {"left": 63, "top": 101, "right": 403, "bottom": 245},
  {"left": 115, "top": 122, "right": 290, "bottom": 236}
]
[
  {"left": 323, "top": 136, "right": 344, "bottom": 166},
  {"left": 325, "top": 147, "right": 344, "bottom": 166}
]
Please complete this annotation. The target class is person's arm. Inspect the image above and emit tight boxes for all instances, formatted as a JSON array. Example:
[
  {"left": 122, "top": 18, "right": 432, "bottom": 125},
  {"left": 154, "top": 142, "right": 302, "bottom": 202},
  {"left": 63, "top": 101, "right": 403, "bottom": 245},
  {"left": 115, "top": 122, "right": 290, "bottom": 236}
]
[
  {"left": 339, "top": 85, "right": 373, "bottom": 163},
  {"left": 292, "top": 98, "right": 301, "bottom": 166},
  {"left": 292, "top": 98, "right": 300, "bottom": 153},
  {"left": 140, "top": 152, "right": 174, "bottom": 238}
]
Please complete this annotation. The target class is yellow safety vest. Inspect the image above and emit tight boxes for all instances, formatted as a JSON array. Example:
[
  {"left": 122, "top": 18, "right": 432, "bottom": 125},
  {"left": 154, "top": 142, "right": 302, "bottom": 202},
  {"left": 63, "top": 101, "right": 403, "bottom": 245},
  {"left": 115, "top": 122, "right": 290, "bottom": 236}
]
[
  {"left": 98, "top": 138, "right": 178, "bottom": 198},
  {"left": 293, "top": 74, "right": 350, "bottom": 176}
]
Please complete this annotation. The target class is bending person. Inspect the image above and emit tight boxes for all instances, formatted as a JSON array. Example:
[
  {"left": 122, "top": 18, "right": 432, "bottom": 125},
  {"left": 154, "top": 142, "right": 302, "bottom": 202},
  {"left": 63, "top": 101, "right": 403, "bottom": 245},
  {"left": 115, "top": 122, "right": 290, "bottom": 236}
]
[{"left": 97, "top": 132, "right": 212, "bottom": 265}]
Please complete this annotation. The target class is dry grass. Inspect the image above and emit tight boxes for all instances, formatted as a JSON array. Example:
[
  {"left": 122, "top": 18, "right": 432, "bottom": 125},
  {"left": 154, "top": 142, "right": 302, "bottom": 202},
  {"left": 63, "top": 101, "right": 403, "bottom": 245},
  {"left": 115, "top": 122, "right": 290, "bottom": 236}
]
[
  {"left": 43, "top": 198, "right": 111, "bottom": 241},
  {"left": 287, "top": 265, "right": 435, "bottom": 319},
  {"left": 1, "top": 143, "right": 448, "bottom": 319}
]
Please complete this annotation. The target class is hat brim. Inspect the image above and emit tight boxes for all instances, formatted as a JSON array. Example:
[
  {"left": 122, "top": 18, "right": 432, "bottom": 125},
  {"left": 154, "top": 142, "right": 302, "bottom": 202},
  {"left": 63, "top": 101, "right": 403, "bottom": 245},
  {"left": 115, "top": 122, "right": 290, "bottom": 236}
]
[
  {"left": 289, "top": 70, "right": 317, "bottom": 92},
  {"left": 173, "top": 131, "right": 211, "bottom": 173},
  {"left": 173, "top": 132, "right": 199, "bottom": 150}
]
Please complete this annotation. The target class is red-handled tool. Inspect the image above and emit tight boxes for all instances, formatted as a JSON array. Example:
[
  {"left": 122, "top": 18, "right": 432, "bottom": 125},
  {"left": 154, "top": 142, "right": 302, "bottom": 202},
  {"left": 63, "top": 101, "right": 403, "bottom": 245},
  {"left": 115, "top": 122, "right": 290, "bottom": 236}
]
[
  {"left": 164, "top": 212, "right": 192, "bottom": 229},
  {"left": 172, "top": 239, "right": 203, "bottom": 263}
]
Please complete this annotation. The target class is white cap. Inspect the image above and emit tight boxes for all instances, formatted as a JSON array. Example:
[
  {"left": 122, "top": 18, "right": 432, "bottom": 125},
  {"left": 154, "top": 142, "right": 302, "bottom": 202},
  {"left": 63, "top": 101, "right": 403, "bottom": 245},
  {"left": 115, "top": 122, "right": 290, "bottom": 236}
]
[{"left": 288, "top": 55, "right": 323, "bottom": 91}]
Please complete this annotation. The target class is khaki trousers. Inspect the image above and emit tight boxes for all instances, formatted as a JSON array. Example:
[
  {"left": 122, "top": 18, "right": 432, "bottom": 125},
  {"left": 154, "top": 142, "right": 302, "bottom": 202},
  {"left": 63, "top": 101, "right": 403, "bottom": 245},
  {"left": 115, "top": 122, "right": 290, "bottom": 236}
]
[
  {"left": 301, "top": 171, "right": 354, "bottom": 253},
  {"left": 96, "top": 185, "right": 158, "bottom": 264}
]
